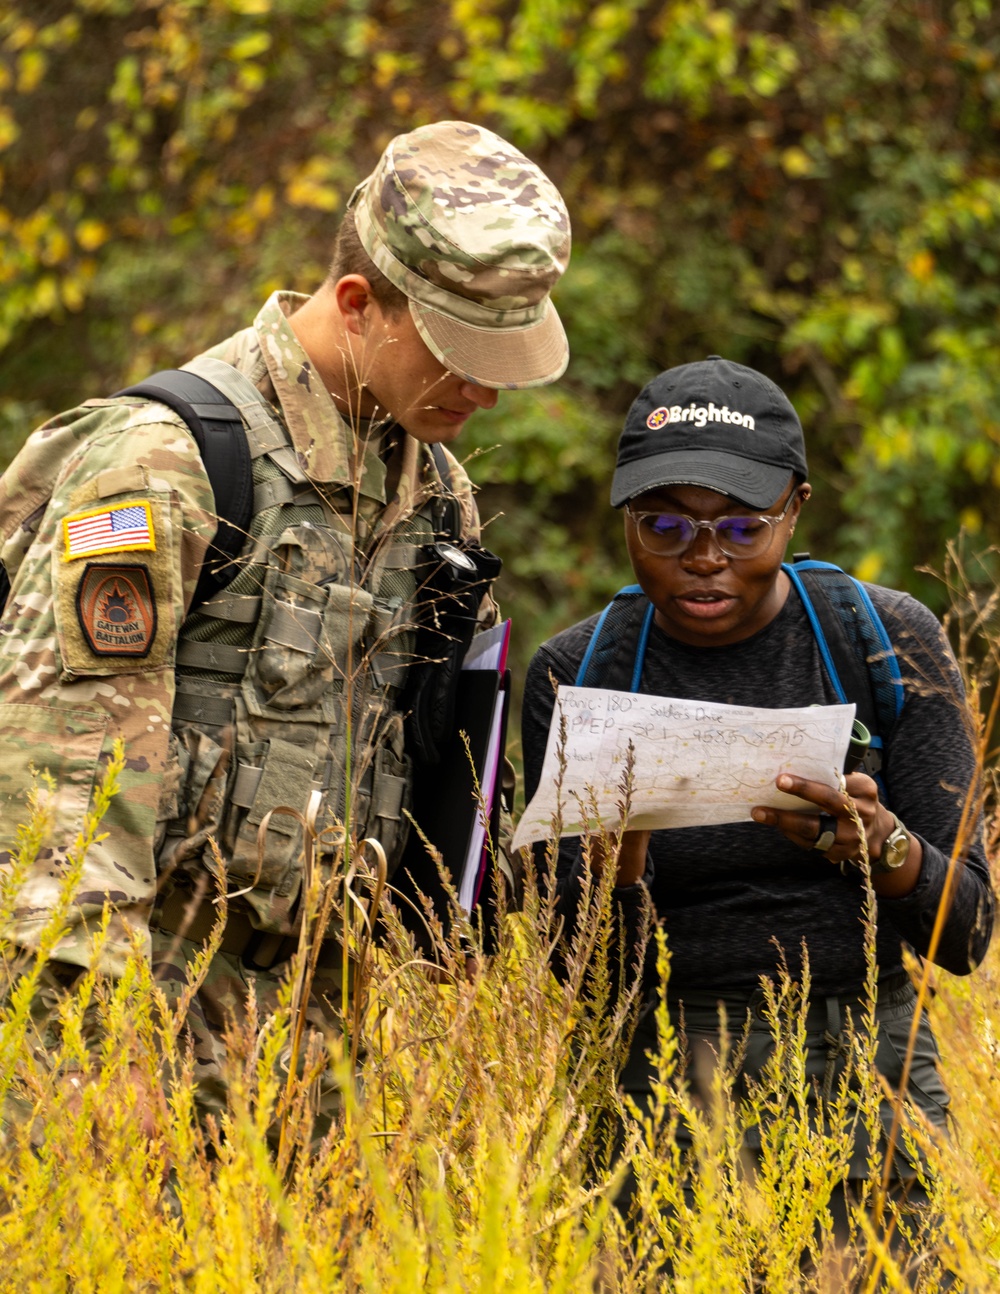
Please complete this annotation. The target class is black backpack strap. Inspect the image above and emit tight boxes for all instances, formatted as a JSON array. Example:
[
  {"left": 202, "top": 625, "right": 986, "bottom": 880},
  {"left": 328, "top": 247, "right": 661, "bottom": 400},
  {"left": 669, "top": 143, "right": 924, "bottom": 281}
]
[
  {"left": 785, "top": 559, "right": 905, "bottom": 775},
  {"left": 402, "top": 441, "right": 504, "bottom": 766},
  {"left": 115, "top": 369, "right": 254, "bottom": 609},
  {"left": 429, "top": 441, "right": 463, "bottom": 540},
  {"left": 575, "top": 586, "right": 653, "bottom": 691}
]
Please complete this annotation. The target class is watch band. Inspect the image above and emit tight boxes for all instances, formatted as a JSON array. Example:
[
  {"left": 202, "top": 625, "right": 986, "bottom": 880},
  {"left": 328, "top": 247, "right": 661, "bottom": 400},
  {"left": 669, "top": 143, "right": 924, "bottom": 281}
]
[{"left": 839, "top": 813, "right": 911, "bottom": 878}]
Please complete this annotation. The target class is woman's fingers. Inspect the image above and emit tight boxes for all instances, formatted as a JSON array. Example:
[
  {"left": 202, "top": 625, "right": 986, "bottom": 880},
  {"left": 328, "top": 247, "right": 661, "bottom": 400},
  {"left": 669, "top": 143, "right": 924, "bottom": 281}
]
[{"left": 751, "top": 771, "right": 881, "bottom": 862}]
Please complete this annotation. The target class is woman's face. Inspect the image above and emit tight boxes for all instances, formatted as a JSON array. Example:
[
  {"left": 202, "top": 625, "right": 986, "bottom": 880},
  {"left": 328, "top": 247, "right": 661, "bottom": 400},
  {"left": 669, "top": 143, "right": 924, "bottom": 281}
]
[{"left": 623, "top": 478, "right": 809, "bottom": 648}]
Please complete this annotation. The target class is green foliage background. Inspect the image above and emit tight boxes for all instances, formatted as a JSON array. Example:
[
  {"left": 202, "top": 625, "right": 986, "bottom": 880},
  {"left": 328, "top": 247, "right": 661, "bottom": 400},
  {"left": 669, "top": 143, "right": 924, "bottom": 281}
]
[{"left": 3, "top": 0, "right": 1000, "bottom": 706}]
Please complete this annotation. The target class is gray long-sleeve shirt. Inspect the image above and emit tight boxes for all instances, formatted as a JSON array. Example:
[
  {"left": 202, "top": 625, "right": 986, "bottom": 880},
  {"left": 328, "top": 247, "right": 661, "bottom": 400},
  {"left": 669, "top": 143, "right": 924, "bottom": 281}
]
[{"left": 522, "top": 581, "right": 994, "bottom": 995}]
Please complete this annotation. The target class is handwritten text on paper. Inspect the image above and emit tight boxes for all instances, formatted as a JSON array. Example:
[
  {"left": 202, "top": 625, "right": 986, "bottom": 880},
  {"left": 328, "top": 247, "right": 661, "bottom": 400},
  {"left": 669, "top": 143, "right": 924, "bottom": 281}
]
[{"left": 512, "top": 687, "right": 855, "bottom": 850}]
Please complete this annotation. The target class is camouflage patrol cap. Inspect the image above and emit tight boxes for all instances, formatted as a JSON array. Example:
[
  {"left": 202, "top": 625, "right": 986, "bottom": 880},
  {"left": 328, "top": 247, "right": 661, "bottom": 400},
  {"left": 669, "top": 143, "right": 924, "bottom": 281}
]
[{"left": 348, "top": 121, "right": 571, "bottom": 390}]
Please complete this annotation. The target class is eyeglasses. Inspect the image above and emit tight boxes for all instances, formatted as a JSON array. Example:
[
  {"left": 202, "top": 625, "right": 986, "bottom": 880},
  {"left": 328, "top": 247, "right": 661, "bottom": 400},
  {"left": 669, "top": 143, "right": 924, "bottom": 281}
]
[{"left": 626, "top": 485, "right": 799, "bottom": 559}]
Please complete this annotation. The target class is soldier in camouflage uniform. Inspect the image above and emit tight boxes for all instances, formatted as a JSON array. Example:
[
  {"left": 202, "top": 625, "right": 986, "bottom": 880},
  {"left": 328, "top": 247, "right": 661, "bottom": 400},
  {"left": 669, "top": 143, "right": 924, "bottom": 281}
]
[{"left": 0, "top": 121, "right": 571, "bottom": 1126}]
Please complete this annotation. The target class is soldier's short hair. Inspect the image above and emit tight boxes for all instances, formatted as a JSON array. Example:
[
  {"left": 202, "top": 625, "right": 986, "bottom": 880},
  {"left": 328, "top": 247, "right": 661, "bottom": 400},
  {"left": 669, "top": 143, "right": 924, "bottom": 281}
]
[{"left": 328, "top": 210, "right": 408, "bottom": 315}]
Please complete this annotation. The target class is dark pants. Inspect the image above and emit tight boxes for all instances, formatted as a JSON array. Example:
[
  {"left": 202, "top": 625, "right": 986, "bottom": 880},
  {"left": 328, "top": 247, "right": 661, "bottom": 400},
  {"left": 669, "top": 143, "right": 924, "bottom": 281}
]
[{"left": 616, "top": 974, "right": 949, "bottom": 1278}]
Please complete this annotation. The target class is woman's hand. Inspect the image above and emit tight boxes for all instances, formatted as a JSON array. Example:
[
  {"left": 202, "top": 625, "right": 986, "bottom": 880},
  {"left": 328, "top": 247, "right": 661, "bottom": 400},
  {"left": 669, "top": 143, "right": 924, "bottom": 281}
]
[
  {"left": 751, "top": 772, "right": 922, "bottom": 896},
  {"left": 587, "top": 828, "right": 651, "bottom": 888}
]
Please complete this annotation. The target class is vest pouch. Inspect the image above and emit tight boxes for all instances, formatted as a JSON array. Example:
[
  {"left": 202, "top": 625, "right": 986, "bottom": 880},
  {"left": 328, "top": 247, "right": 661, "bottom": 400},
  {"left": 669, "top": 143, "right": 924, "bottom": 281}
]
[
  {"left": 354, "top": 711, "right": 411, "bottom": 877},
  {"left": 246, "top": 568, "right": 374, "bottom": 719},
  {"left": 156, "top": 725, "right": 229, "bottom": 869},
  {"left": 366, "top": 593, "right": 413, "bottom": 691},
  {"left": 226, "top": 736, "right": 319, "bottom": 894},
  {"left": 368, "top": 739, "right": 411, "bottom": 878}
]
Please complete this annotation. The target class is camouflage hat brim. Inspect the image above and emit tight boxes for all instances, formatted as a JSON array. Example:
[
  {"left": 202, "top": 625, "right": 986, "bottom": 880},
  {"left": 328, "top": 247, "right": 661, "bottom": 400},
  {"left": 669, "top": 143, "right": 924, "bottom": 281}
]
[
  {"left": 410, "top": 297, "right": 569, "bottom": 390},
  {"left": 349, "top": 121, "right": 571, "bottom": 390}
]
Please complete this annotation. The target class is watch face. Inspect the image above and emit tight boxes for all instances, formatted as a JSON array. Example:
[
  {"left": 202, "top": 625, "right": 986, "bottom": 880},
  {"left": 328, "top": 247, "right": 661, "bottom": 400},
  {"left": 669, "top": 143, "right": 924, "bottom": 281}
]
[{"left": 882, "top": 822, "right": 910, "bottom": 870}]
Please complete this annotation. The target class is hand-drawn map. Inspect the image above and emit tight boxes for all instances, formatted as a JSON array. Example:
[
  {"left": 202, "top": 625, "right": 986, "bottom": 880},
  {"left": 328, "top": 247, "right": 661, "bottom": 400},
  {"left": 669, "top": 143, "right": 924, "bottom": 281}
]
[{"left": 512, "top": 686, "right": 855, "bottom": 849}]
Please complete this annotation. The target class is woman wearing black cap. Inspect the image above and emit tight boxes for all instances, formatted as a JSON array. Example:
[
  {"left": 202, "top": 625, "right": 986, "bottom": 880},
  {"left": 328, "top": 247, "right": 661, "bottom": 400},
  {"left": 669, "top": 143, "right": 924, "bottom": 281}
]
[{"left": 521, "top": 356, "right": 993, "bottom": 1257}]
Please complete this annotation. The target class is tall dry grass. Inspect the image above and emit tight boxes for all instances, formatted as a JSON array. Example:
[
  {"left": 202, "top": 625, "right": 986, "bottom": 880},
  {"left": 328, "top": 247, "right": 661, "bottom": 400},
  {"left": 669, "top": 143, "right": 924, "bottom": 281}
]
[
  {"left": 0, "top": 781, "right": 996, "bottom": 1291},
  {"left": 0, "top": 550, "right": 998, "bottom": 1292}
]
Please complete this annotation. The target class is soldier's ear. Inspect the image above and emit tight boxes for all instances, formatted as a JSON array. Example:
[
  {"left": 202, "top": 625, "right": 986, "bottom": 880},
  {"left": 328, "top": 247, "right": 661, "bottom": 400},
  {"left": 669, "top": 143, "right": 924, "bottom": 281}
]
[{"left": 334, "top": 275, "right": 376, "bottom": 335}]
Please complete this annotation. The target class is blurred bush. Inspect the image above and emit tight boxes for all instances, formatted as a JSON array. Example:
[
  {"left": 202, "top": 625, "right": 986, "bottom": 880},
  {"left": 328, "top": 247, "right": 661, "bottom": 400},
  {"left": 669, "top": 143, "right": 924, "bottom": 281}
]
[{"left": 3, "top": 0, "right": 1000, "bottom": 702}]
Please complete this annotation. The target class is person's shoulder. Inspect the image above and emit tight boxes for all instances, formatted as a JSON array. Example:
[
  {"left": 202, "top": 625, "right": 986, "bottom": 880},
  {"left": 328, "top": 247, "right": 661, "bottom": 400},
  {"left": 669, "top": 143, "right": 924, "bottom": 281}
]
[
  {"left": 434, "top": 442, "right": 475, "bottom": 502},
  {"left": 56, "top": 398, "right": 213, "bottom": 509},
  {"left": 59, "top": 395, "right": 205, "bottom": 462},
  {"left": 860, "top": 580, "right": 961, "bottom": 700},
  {"left": 420, "top": 441, "right": 482, "bottom": 539},
  {"left": 860, "top": 580, "right": 946, "bottom": 641},
  {"left": 1, "top": 397, "right": 209, "bottom": 530},
  {"left": 523, "top": 614, "right": 602, "bottom": 727}
]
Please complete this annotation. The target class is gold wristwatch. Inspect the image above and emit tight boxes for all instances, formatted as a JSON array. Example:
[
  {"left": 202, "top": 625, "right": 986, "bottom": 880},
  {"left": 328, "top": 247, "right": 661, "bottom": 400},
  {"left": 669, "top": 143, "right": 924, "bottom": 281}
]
[{"left": 872, "top": 814, "right": 910, "bottom": 874}]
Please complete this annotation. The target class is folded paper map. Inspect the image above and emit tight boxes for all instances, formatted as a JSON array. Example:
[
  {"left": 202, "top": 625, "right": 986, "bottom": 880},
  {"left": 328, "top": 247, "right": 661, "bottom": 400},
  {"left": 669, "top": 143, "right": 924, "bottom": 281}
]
[{"left": 513, "top": 687, "right": 855, "bottom": 850}]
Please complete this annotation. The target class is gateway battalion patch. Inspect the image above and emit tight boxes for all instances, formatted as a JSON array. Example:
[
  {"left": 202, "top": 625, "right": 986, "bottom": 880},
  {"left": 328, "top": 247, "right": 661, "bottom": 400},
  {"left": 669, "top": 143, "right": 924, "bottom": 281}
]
[{"left": 76, "top": 563, "right": 157, "bottom": 657}]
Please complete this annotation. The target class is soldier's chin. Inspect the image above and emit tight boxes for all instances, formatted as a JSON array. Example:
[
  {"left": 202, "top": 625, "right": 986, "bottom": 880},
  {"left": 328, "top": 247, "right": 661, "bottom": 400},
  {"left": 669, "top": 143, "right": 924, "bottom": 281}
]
[{"left": 404, "top": 409, "right": 472, "bottom": 444}]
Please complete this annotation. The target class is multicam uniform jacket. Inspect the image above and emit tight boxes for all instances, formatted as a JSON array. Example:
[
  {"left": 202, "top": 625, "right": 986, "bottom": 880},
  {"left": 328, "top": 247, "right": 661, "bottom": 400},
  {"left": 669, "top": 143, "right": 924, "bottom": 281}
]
[{"left": 0, "top": 292, "right": 483, "bottom": 975}]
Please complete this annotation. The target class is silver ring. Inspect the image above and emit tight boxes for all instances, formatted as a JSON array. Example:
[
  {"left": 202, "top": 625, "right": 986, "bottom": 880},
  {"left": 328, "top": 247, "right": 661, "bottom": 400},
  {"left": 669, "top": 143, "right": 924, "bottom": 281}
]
[{"left": 814, "top": 813, "right": 838, "bottom": 853}]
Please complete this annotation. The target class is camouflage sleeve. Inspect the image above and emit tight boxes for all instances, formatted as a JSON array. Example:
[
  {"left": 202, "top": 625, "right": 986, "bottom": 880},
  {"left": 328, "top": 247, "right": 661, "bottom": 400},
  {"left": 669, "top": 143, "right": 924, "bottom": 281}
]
[{"left": 0, "top": 399, "right": 216, "bottom": 974}]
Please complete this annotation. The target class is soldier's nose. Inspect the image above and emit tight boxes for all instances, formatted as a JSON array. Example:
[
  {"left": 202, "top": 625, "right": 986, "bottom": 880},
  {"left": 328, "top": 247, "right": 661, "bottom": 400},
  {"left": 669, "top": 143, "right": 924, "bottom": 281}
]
[{"left": 459, "top": 382, "right": 498, "bottom": 410}]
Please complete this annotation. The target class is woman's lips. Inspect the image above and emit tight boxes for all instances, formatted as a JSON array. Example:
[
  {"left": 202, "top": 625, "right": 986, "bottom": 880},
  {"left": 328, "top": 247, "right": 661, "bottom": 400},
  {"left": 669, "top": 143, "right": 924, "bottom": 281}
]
[{"left": 675, "top": 592, "right": 737, "bottom": 619}]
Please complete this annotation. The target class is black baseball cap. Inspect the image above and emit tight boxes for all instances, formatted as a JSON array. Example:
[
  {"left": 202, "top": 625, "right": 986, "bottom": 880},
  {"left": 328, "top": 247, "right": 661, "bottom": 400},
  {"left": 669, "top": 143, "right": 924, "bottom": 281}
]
[{"left": 610, "top": 356, "right": 808, "bottom": 509}]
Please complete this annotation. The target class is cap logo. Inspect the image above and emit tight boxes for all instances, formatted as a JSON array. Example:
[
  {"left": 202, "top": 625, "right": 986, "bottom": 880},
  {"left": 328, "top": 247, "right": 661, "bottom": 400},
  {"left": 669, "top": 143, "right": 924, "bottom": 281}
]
[
  {"left": 662, "top": 403, "right": 755, "bottom": 431},
  {"left": 646, "top": 406, "right": 670, "bottom": 429}
]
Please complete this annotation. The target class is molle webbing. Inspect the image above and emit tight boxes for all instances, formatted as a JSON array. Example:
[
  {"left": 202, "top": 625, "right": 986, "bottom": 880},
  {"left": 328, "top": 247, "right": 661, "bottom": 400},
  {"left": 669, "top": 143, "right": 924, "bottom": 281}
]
[
  {"left": 173, "top": 359, "right": 331, "bottom": 687},
  {"left": 172, "top": 366, "right": 437, "bottom": 721},
  {"left": 158, "top": 357, "right": 451, "bottom": 898}
]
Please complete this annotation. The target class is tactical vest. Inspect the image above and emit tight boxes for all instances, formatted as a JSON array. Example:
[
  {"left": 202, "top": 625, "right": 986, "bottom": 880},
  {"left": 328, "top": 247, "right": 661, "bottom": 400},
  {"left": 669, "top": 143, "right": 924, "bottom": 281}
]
[{"left": 154, "top": 357, "right": 440, "bottom": 932}]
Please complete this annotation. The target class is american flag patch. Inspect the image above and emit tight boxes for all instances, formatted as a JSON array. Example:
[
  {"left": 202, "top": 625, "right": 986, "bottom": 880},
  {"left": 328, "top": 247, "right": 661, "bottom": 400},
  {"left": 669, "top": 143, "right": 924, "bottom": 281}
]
[{"left": 63, "top": 501, "right": 156, "bottom": 561}]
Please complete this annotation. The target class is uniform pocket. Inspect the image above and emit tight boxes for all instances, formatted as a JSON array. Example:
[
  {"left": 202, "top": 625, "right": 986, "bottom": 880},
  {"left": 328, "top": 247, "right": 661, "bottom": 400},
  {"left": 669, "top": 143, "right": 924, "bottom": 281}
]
[
  {"left": 367, "top": 737, "right": 411, "bottom": 876},
  {"left": 348, "top": 710, "right": 411, "bottom": 875},
  {"left": 875, "top": 998, "right": 950, "bottom": 1128},
  {"left": 0, "top": 701, "right": 106, "bottom": 912},
  {"left": 247, "top": 570, "right": 373, "bottom": 716}
]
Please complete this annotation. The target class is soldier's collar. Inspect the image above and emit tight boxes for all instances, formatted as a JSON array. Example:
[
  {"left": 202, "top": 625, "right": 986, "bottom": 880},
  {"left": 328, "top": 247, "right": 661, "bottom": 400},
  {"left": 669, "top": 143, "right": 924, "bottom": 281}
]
[{"left": 253, "top": 291, "right": 389, "bottom": 502}]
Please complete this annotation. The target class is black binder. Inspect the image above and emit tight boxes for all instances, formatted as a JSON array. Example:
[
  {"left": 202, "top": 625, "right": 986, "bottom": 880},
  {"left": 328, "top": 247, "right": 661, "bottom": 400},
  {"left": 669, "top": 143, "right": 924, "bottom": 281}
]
[{"left": 395, "top": 667, "right": 510, "bottom": 945}]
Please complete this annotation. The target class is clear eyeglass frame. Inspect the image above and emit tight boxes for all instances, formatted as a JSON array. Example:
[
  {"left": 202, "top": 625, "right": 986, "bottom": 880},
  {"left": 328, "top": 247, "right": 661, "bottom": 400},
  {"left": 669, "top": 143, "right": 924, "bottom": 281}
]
[{"left": 626, "top": 484, "right": 799, "bottom": 559}]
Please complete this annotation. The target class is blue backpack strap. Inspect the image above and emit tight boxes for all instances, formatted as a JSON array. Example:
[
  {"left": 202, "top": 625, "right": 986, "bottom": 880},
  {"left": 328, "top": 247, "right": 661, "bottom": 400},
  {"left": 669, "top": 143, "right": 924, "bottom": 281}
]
[
  {"left": 575, "top": 585, "right": 653, "bottom": 691},
  {"left": 784, "top": 559, "right": 904, "bottom": 774},
  {"left": 578, "top": 565, "right": 904, "bottom": 780}
]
